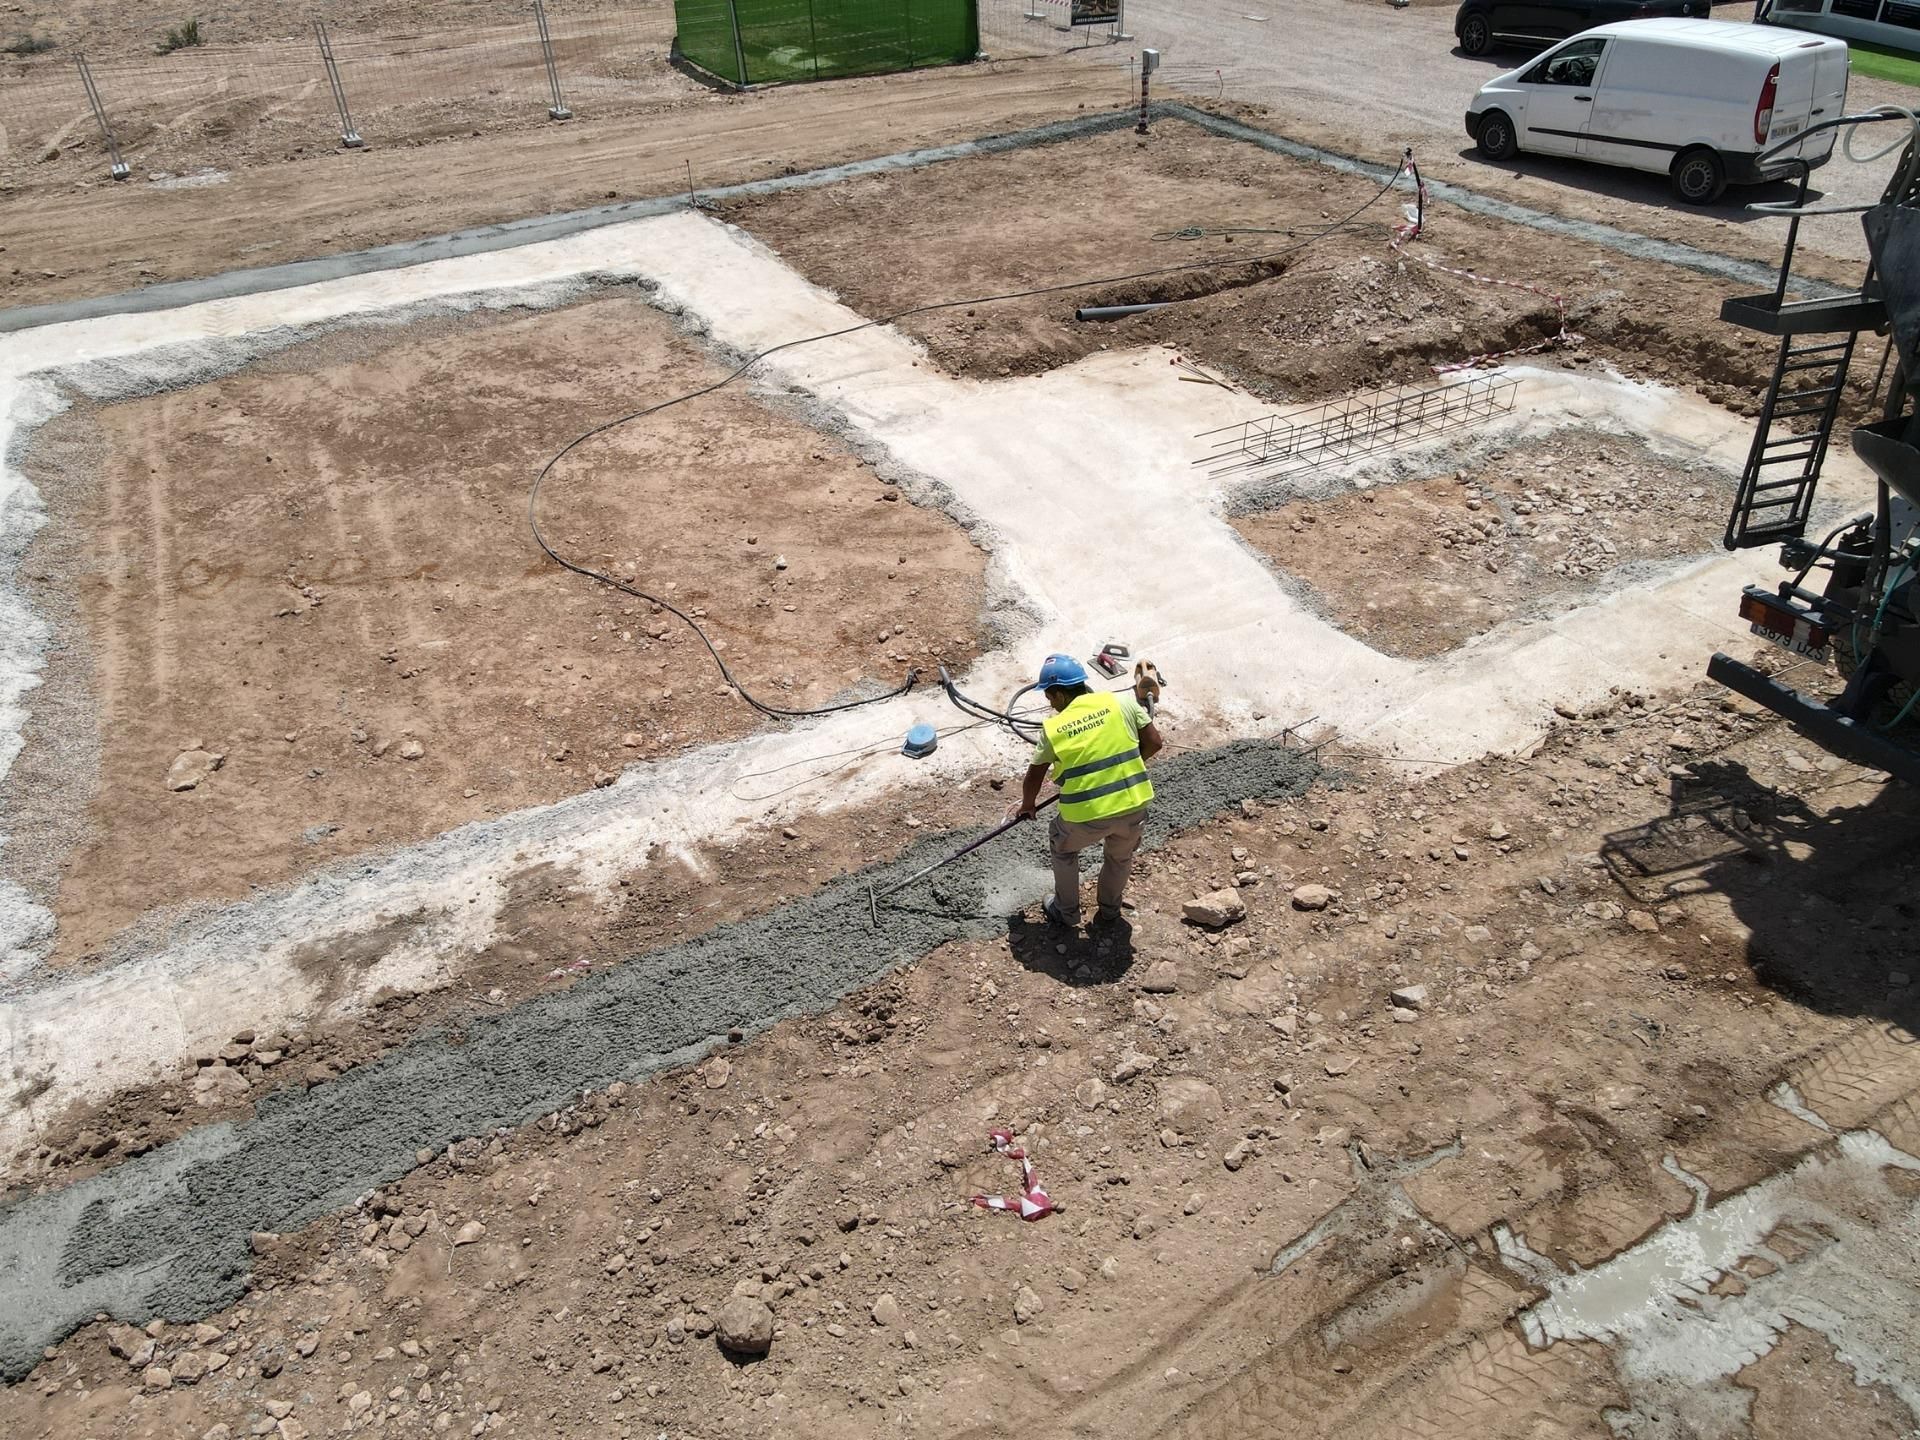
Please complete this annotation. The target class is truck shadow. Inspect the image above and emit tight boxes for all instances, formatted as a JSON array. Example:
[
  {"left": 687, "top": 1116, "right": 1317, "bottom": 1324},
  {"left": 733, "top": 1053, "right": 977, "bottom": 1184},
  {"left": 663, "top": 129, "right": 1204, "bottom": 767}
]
[{"left": 1600, "top": 757, "right": 1920, "bottom": 1026}]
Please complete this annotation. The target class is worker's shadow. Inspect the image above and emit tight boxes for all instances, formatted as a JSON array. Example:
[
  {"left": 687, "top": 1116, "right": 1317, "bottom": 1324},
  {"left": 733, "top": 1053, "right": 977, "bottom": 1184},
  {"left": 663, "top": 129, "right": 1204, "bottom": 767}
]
[{"left": 1004, "top": 913, "right": 1138, "bottom": 987}]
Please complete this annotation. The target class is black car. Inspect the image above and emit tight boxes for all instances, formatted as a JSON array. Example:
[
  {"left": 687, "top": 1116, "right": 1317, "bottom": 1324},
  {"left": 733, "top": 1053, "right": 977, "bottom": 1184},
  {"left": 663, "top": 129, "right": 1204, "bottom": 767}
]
[{"left": 1455, "top": 0, "right": 1707, "bottom": 56}]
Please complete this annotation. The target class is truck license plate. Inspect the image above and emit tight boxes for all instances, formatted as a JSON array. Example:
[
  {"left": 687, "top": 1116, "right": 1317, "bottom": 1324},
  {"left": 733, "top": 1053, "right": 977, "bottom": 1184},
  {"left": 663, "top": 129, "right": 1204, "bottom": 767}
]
[{"left": 1740, "top": 587, "right": 1828, "bottom": 658}]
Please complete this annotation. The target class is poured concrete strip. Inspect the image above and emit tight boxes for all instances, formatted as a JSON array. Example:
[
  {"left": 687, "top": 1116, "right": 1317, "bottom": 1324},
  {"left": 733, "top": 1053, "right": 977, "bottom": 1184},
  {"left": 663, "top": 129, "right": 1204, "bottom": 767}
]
[{"left": 0, "top": 739, "right": 1320, "bottom": 1382}]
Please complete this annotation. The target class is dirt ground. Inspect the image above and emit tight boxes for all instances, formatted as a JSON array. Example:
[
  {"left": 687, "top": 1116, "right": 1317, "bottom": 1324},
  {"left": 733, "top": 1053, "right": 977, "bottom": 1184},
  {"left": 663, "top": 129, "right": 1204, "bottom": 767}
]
[
  {"left": 0, "top": 58, "right": 1131, "bottom": 312},
  {"left": 6, "top": 290, "right": 988, "bottom": 964},
  {"left": 0, "top": 2, "right": 694, "bottom": 189},
  {"left": 1234, "top": 431, "right": 1735, "bottom": 659},
  {"left": 1, "top": 0, "right": 664, "bottom": 58},
  {"left": 8, "top": 38, "right": 1920, "bottom": 1440},
  {"left": 721, "top": 122, "right": 1835, "bottom": 418},
  {"left": 6, "top": 667, "right": 1918, "bottom": 1440}
]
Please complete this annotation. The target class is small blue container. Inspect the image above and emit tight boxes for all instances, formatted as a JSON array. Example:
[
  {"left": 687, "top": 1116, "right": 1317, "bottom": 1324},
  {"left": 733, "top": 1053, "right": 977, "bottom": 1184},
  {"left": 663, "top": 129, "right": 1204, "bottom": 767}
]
[{"left": 903, "top": 723, "right": 938, "bottom": 759}]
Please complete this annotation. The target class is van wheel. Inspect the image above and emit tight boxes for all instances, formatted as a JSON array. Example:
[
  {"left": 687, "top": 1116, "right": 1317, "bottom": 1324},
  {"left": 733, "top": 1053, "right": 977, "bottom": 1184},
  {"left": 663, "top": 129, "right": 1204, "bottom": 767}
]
[
  {"left": 1476, "top": 110, "right": 1518, "bottom": 162},
  {"left": 1460, "top": 13, "right": 1492, "bottom": 55},
  {"left": 1671, "top": 148, "right": 1727, "bottom": 205}
]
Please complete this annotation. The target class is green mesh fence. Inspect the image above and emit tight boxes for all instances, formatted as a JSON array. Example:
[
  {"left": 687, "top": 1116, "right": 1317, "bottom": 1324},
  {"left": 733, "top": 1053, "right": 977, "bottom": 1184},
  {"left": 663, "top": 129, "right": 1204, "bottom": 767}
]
[{"left": 675, "top": 0, "right": 979, "bottom": 85}]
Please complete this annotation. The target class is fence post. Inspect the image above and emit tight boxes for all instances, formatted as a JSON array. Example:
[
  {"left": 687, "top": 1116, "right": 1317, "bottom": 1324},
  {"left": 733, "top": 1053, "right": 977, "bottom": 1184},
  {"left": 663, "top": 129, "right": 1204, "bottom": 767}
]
[
  {"left": 532, "top": 0, "right": 573, "bottom": 119},
  {"left": 805, "top": 0, "right": 820, "bottom": 79},
  {"left": 313, "top": 17, "right": 364, "bottom": 148},
  {"left": 905, "top": 0, "right": 914, "bottom": 68},
  {"left": 722, "top": 0, "right": 750, "bottom": 85},
  {"left": 75, "top": 55, "right": 129, "bottom": 181}
]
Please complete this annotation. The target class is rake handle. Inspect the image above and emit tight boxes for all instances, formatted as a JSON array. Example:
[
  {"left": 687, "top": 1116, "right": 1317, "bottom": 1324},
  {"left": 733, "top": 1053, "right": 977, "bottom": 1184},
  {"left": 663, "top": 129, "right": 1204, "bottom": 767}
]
[{"left": 869, "top": 792, "right": 1060, "bottom": 907}]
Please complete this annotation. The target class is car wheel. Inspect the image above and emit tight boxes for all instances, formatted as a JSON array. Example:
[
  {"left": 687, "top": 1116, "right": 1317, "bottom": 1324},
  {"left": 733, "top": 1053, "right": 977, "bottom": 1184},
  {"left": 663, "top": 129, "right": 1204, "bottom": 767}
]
[
  {"left": 1460, "top": 13, "right": 1492, "bottom": 56},
  {"left": 1476, "top": 109, "right": 1519, "bottom": 162},
  {"left": 1670, "top": 147, "right": 1726, "bottom": 204}
]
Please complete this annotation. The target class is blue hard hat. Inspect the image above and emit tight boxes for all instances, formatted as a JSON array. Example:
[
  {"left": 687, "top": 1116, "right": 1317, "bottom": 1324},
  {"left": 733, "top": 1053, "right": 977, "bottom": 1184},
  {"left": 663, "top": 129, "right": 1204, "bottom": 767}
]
[{"left": 1037, "top": 653, "right": 1087, "bottom": 688}]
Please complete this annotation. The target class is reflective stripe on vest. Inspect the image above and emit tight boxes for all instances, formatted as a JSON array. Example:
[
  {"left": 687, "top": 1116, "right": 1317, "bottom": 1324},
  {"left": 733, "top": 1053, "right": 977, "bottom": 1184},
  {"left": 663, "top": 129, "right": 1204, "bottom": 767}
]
[{"left": 1043, "top": 692, "right": 1154, "bottom": 823}]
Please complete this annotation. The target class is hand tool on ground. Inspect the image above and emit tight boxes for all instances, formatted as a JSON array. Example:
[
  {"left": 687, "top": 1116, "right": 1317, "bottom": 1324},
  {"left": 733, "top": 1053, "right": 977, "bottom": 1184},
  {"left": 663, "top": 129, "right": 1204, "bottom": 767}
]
[{"left": 866, "top": 792, "right": 1059, "bottom": 925}]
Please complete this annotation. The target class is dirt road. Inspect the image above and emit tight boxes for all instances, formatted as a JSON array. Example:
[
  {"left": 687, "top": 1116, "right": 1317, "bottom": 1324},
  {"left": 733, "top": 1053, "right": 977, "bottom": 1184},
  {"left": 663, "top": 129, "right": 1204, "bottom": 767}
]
[
  {"left": 0, "top": 58, "right": 1128, "bottom": 311},
  {"left": 1132, "top": 0, "right": 1904, "bottom": 264}
]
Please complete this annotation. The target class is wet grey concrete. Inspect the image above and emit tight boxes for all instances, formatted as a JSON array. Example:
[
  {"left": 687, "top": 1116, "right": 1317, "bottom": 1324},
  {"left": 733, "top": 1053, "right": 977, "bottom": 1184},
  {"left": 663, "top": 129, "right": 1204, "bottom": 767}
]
[{"left": 0, "top": 738, "right": 1318, "bottom": 1380}]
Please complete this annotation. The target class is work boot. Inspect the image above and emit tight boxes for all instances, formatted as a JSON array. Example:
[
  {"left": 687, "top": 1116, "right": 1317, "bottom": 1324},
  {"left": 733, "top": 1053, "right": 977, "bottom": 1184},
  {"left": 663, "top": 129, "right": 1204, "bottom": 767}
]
[
  {"left": 1092, "top": 905, "right": 1125, "bottom": 928},
  {"left": 1042, "top": 898, "right": 1079, "bottom": 929}
]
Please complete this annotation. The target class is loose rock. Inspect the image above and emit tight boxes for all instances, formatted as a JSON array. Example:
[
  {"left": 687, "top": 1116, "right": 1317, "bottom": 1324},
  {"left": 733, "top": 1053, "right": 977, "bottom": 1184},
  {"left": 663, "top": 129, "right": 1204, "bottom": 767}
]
[
  {"left": 1290, "top": 884, "right": 1335, "bottom": 911},
  {"left": 1183, "top": 889, "right": 1246, "bottom": 928},
  {"left": 1140, "top": 960, "right": 1180, "bottom": 994},
  {"left": 166, "top": 748, "right": 225, "bottom": 792},
  {"left": 1013, "top": 1285, "right": 1044, "bottom": 1325},
  {"left": 714, "top": 1296, "right": 775, "bottom": 1356}
]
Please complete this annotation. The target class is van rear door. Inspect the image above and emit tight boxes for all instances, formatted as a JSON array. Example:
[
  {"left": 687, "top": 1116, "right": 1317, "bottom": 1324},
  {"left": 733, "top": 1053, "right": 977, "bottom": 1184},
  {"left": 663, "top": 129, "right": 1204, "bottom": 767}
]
[
  {"left": 1796, "top": 39, "right": 1850, "bottom": 163},
  {"left": 1764, "top": 43, "right": 1821, "bottom": 157}
]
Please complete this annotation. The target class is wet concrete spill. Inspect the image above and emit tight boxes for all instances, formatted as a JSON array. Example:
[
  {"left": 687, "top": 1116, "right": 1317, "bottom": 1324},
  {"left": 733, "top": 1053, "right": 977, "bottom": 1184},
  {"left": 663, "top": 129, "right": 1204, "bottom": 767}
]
[
  {"left": 0, "top": 739, "right": 1319, "bottom": 1379},
  {"left": 1495, "top": 1092, "right": 1920, "bottom": 1431}
]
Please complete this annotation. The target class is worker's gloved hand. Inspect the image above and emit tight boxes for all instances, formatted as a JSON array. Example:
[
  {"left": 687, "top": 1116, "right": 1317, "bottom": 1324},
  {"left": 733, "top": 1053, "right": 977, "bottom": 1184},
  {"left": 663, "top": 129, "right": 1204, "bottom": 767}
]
[{"left": 1007, "top": 800, "right": 1036, "bottom": 822}]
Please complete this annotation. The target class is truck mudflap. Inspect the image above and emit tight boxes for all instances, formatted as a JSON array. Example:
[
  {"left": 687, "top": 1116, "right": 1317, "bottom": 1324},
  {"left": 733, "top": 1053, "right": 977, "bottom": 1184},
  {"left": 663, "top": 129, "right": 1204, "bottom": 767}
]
[{"left": 1707, "top": 652, "right": 1920, "bottom": 785}]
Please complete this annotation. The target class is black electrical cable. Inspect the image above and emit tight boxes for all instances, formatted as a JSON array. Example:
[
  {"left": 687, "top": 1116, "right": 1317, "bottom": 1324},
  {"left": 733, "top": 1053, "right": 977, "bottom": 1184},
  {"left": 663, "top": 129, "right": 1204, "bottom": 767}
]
[{"left": 528, "top": 152, "right": 1416, "bottom": 725}]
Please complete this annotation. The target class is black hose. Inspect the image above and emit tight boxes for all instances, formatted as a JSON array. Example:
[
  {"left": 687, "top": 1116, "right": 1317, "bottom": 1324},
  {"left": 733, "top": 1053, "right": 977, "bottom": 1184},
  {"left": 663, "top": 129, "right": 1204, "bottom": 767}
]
[{"left": 528, "top": 152, "right": 1417, "bottom": 723}]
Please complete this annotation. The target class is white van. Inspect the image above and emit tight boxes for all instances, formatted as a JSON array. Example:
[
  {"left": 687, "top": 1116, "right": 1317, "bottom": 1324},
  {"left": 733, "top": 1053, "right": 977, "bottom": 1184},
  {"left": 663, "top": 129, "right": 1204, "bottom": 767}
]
[{"left": 1464, "top": 18, "right": 1850, "bottom": 203}]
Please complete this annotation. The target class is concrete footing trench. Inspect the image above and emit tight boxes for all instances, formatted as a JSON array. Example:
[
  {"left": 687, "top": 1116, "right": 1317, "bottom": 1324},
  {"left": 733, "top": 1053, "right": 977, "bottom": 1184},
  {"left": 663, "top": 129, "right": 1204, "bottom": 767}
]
[{"left": 0, "top": 740, "right": 1317, "bottom": 1380}]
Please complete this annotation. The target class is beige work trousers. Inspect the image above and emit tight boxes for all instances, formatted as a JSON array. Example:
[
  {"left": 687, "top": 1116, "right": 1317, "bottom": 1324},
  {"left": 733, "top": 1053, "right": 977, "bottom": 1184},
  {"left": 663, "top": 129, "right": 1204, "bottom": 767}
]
[{"left": 1050, "top": 803, "right": 1148, "bottom": 924}]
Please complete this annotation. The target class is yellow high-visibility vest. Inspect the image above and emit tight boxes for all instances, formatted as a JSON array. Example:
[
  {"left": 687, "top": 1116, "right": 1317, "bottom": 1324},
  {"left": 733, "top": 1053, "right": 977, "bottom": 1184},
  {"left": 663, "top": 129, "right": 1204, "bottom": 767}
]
[{"left": 1043, "top": 692, "right": 1154, "bottom": 823}]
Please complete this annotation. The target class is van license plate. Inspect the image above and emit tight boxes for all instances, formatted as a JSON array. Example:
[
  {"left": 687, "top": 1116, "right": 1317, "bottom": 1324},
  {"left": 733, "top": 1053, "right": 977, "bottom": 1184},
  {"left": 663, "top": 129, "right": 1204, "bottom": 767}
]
[{"left": 1776, "top": 120, "right": 1802, "bottom": 139}]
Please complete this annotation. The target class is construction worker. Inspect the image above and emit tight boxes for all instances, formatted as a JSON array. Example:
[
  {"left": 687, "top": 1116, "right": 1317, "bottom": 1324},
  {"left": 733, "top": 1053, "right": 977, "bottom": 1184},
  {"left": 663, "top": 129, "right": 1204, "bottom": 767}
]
[{"left": 1012, "top": 654, "right": 1162, "bottom": 928}]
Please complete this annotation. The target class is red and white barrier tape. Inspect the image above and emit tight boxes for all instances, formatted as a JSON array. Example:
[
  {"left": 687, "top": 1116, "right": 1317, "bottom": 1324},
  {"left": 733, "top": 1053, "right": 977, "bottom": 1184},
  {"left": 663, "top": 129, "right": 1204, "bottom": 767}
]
[
  {"left": 1389, "top": 148, "right": 1581, "bottom": 372},
  {"left": 970, "top": 1128, "right": 1057, "bottom": 1221}
]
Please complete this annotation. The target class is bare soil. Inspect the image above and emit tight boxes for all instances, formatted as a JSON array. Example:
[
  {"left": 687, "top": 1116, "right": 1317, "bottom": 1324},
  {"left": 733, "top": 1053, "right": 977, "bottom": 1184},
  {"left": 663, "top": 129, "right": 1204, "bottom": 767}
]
[
  {"left": 7, "top": 291, "right": 988, "bottom": 964},
  {"left": 0, "top": 3, "right": 694, "bottom": 189},
  {"left": 0, "top": 58, "right": 1127, "bottom": 311},
  {"left": 1743, "top": 1324, "right": 1916, "bottom": 1440},
  {"left": 722, "top": 123, "right": 1813, "bottom": 415},
  {"left": 7, "top": 50, "right": 1920, "bottom": 1440},
  {"left": 7, "top": 669, "right": 1919, "bottom": 1440},
  {"left": 1234, "top": 432, "right": 1734, "bottom": 659}
]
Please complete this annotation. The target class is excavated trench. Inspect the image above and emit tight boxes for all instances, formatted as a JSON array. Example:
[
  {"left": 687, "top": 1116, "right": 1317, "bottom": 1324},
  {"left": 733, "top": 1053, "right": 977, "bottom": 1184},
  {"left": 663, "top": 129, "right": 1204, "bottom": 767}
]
[{"left": 0, "top": 737, "right": 1320, "bottom": 1381}]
